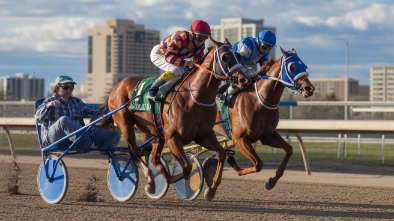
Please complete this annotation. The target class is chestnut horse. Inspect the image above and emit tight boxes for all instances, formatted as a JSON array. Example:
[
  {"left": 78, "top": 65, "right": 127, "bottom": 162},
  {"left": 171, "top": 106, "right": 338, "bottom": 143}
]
[
  {"left": 214, "top": 47, "right": 315, "bottom": 190},
  {"left": 105, "top": 37, "right": 250, "bottom": 201}
]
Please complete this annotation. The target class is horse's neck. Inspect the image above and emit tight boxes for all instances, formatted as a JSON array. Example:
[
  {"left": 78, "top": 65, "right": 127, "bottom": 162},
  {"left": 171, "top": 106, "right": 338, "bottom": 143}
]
[
  {"left": 256, "top": 60, "right": 284, "bottom": 105},
  {"left": 187, "top": 51, "right": 219, "bottom": 104},
  {"left": 188, "top": 68, "right": 219, "bottom": 102}
]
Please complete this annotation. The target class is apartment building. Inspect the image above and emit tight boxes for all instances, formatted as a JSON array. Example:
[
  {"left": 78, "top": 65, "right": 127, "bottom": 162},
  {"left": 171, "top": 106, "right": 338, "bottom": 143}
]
[
  {"left": 0, "top": 73, "right": 44, "bottom": 101},
  {"left": 370, "top": 66, "right": 394, "bottom": 101},
  {"left": 86, "top": 18, "right": 160, "bottom": 102},
  {"left": 209, "top": 17, "right": 276, "bottom": 65},
  {"left": 310, "top": 76, "right": 367, "bottom": 101}
]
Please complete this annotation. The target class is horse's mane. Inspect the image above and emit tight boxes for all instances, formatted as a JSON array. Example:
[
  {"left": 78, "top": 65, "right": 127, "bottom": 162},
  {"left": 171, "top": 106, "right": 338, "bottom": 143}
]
[
  {"left": 257, "top": 57, "right": 276, "bottom": 75},
  {"left": 199, "top": 45, "right": 214, "bottom": 64},
  {"left": 90, "top": 89, "right": 114, "bottom": 129}
]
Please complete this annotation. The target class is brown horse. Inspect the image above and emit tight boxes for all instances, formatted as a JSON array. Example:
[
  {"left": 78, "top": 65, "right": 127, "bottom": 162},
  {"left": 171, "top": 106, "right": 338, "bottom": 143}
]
[
  {"left": 105, "top": 37, "right": 250, "bottom": 201},
  {"left": 214, "top": 47, "right": 315, "bottom": 190}
]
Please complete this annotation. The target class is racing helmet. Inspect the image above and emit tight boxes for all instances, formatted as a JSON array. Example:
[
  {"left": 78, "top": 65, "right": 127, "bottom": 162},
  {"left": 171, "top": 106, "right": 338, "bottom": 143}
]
[
  {"left": 191, "top": 20, "right": 211, "bottom": 38},
  {"left": 257, "top": 30, "right": 276, "bottom": 46}
]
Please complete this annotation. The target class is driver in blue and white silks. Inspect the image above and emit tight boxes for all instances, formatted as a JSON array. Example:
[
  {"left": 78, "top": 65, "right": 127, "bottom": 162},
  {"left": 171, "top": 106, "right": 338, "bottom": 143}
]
[{"left": 216, "top": 30, "right": 276, "bottom": 104}]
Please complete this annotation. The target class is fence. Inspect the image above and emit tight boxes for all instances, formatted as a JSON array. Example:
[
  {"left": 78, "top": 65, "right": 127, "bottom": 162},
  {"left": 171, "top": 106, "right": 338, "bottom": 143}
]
[{"left": 2, "top": 100, "right": 394, "bottom": 120}]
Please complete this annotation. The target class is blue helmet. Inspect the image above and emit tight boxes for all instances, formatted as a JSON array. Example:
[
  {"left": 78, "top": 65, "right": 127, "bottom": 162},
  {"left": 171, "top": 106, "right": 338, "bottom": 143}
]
[{"left": 257, "top": 30, "right": 276, "bottom": 46}]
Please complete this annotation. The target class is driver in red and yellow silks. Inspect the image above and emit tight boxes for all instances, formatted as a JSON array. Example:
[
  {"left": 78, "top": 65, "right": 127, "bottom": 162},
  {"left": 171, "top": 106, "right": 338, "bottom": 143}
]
[{"left": 146, "top": 19, "right": 211, "bottom": 102}]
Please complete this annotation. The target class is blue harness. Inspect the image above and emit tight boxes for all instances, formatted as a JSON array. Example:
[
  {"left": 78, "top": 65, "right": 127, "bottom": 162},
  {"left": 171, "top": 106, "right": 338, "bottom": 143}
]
[{"left": 259, "top": 52, "right": 309, "bottom": 91}]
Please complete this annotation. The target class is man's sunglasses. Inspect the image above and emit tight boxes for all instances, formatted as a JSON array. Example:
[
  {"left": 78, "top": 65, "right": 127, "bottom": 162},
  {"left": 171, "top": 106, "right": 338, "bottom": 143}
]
[
  {"left": 60, "top": 85, "right": 74, "bottom": 90},
  {"left": 195, "top": 35, "right": 208, "bottom": 42},
  {"left": 260, "top": 44, "right": 273, "bottom": 51}
]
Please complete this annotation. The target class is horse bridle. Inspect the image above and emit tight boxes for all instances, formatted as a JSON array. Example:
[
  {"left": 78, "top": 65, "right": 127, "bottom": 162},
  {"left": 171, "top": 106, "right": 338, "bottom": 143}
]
[
  {"left": 190, "top": 44, "right": 243, "bottom": 106},
  {"left": 255, "top": 53, "right": 309, "bottom": 109},
  {"left": 166, "top": 44, "right": 244, "bottom": 112},
  {"left": 194, "top": 44, "right": 243, "bottom": 79}
]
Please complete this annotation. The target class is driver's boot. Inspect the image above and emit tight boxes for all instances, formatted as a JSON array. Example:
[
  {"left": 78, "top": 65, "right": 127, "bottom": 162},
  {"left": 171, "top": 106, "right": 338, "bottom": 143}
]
[{"left": 146, "top": 78, "right": 166, "bottom": 102}]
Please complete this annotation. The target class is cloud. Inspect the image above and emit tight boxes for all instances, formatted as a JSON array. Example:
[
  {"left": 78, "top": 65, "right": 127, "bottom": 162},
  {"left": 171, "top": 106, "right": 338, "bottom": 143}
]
[
  {"left": 0, "top": 17, "right": 100, "bottom": 53},
  {"left": 297, "top": 3, "right": 394, "bottom": 31}
]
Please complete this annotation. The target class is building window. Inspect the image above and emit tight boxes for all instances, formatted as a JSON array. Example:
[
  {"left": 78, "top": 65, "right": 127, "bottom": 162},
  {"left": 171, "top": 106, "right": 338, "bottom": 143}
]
[
  {"left": 135, "top": 31, "right": 145, "bottom": 43},
  {"left": 88, "top": 36, "right": 93, "bottom": 73},
  {"left": 106, "top": 35, "right": 112, "bottom": 73}
]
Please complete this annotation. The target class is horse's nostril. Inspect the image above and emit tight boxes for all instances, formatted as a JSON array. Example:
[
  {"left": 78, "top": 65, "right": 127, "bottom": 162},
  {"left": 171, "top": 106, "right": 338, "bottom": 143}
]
[
  {"left": 305, "top": 86, "right": 312, "bottom": 91},
  {"left": 240, "top": 78, "right": 246, "bottom": 84}
]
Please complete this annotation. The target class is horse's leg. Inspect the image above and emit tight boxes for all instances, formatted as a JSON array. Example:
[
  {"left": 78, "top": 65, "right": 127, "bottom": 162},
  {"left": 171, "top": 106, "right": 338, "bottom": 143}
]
[
  {"left": 165, "top": 134, "right": 192, "bottom": 183},
  {"left": 229, "top": 137, "right": 264, "bottom": 176},
  {"left": 150, "top": 138, "right": 172, "bottom": 181},
  {"left": 112, "top": 114, "right": 155, "bottom": 194},
  {"left": 194, "top": 131, "right": 226, "bottom": 201},
  {"left": 261, "top": 131, "right": 293, "bottom": 190}
]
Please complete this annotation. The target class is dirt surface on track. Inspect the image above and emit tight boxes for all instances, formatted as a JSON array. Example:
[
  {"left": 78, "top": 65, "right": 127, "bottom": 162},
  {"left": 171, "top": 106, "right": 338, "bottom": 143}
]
[{"left": 1, "top": 149, "right": 394, "bottom": 220}]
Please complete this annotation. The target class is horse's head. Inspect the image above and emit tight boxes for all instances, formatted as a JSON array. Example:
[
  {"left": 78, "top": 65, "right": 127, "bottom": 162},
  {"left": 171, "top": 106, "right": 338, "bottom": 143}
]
[
  {"left": 276, "top": 47, "right": 315, "bottom": 98},
  {"left": 208, "top": 37, "right": 251, "bottom": 90}
]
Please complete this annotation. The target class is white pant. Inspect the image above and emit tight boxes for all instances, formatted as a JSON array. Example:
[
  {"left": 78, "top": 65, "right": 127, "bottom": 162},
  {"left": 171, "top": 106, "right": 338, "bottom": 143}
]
[{"left": 150, "top": 44, "right": 186, "bottom": 76}]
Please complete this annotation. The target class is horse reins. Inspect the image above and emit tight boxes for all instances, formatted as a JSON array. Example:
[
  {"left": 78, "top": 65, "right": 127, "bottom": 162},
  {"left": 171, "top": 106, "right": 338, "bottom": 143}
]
[{"left": 193, "top": 63, "right": 228, "bottom": 80}]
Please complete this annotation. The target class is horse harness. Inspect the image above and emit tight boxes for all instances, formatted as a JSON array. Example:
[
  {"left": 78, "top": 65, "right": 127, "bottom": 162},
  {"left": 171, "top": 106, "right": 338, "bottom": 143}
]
[{"left": 255, "top": 52, "right": 309, "bottom": 109}]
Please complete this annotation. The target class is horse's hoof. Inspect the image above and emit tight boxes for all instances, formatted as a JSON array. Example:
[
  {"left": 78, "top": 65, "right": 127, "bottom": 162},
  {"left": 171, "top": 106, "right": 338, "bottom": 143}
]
[
  {"left": 204, "top": 188, "right": 215, "bottom": 201},
  {"left": 145, "top": 183, "right": 156, "bottom": 194},
  {"left": 226, "top": 155, "right": 236, "bottom": 165},
  {"left": 265, "top": 178, "right": 274, "bottom": 190}
]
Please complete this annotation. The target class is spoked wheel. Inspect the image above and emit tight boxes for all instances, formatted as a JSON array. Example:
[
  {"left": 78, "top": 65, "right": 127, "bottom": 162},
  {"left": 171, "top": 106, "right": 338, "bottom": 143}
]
[
  {"left": 202, "top": 156, "right": 218, "bottom": 188},
  {"left": 107, "top": 153, "right": 139, "bottom": 202},
  {"left": 37, "top": 154, "right": 68, "bottom": 204},
  {"left": 172, "top": 152, "right": 204, "bottom": 200},
  {"left": 144, "top": 155, "right": 169, "bottom": 200}
]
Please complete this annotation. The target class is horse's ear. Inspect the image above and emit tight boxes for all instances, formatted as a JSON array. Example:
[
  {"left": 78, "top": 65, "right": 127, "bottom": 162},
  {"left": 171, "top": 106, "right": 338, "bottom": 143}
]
[
  {"left": 292, "top": 48, "right": 297, "bottom": 54},
  {"left": 210, "top": 36, "right": 218, "bottom": 47},
  {"left": 224, "top": 38, "right": 232, "bottom": 46},
  {"left": 280, "top": 46, "right": 290, "bottom": 58}
]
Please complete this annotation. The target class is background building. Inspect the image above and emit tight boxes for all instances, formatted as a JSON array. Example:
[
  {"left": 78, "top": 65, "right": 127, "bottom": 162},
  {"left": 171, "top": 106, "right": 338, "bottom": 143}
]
[
  {"left": 0, "top": 73, "right": 44, "bottom": 101},
  {"left": 370, "top": 66, "right": 394, "bottom": 101},
  {"left": 310, "top": 76, "right": 368, "bottom": 101},
  {"left": 209, "top": 17, "right": 276, "bottom": 65},
  {"left": 86, "top": 18, "right": 160, "bottom": 102}
]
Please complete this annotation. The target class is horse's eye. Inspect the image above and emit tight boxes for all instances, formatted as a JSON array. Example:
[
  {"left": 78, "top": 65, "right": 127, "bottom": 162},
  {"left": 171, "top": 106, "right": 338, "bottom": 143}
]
[
  {"left": 288, "top": 63, "right": 297, "bottom": 72},
  {"left": 220, "top": 53, "right": 231, "bottom": 63}
]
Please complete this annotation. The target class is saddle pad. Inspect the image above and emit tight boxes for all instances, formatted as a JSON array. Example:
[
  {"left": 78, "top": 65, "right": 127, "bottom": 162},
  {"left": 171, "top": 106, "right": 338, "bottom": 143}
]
[
  {"left": 215, "top": 101, "right": 232, "bottom": 140},
  {"left": 129, "top": 77, "right": 165, "bottom": 138},
  {"left": 129, "top": 77, "right": 162, "bottom": 114}
]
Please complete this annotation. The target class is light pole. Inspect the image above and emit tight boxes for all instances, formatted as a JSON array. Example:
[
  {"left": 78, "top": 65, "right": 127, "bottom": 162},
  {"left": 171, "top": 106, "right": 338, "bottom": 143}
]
[
  {"left": 336, "top": 37, "right": 349, "bottom": 120},
  {"left": 336, "top": 37, "right": 349, "bottom": 158}
]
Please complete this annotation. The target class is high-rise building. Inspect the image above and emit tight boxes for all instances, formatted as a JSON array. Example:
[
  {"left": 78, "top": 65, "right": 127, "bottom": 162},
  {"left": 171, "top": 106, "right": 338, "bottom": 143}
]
[
  {"left": 86, "top": 18, "right": 160, "bottom": 102},
  {"left": 209, "top": 17, "right": 276, "bottom": 62},
  {"left": 0, "top": 73, "right": 44, "bottom": 101},
  {"left": 370, "top": 66, "right": 394, "bottom": 101}
]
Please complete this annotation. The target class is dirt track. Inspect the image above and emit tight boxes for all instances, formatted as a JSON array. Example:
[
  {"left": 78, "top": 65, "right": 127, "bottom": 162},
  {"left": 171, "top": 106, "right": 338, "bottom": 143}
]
[{"left": 1, "top": 151, "right": 394, "bottom": 220}]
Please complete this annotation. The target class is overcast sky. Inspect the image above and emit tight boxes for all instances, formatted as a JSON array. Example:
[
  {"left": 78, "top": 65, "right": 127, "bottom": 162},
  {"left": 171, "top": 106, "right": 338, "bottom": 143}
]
[{"left": 1, "top": 0, "right": 393, "bottom": 91}]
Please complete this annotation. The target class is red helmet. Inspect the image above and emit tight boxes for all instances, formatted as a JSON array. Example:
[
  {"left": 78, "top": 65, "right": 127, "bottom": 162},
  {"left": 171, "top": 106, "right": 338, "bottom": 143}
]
[{"left": 190, "top": 20, "right": 211, "bottom": 37}]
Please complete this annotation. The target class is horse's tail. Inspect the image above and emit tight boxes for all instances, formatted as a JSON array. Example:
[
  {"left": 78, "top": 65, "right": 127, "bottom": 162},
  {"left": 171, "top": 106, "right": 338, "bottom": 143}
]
[{"left": 91, "top": 89, "right": 116, "bottom": 129}]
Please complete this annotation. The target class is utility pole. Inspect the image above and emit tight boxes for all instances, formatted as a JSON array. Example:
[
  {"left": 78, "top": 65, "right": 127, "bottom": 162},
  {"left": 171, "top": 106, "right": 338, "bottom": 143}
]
[{"left": 336, "top": 37, "right": 349, "bottom": 120}]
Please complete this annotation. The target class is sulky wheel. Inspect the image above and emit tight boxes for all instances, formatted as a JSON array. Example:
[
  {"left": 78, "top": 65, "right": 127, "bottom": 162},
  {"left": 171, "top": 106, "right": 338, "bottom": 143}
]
[
  {"left": 172, "top": 152, "right": 204, "bottom": 200},
  {"left": 107, "top": 153, "right": 139, "bottom": 202},
  {"left": 37, "top": 154, "right": 68, "bottom": 204},
  {"left": 202, "top": 156, "right": 218, "bottom": 188},
  {"left": 144, "top": 155, "right": 169, "bottom": 200}
]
